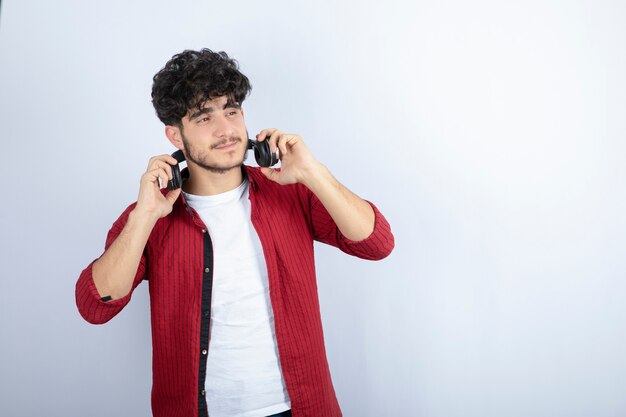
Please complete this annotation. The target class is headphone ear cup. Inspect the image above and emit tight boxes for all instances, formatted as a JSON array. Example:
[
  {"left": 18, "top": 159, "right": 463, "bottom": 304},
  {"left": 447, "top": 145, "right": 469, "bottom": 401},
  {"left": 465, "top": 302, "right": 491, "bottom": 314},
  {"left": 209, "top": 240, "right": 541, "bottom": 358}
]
[
  {"left": 168, "top": 163, "right": 181, "bottom": 190},
  {"left": 253, "top": 139, "right": 279, "bottom": 167},
  {"left": 167, "top": 150, "right": 185, "bottom": 190}
]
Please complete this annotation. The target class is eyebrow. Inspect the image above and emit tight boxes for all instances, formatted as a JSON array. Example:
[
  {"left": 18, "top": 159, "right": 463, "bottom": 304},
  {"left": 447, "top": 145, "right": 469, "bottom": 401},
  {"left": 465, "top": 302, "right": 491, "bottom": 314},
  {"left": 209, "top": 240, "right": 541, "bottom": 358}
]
[{"left": 189, "top": 100, "right": 241, "bottom": 121}]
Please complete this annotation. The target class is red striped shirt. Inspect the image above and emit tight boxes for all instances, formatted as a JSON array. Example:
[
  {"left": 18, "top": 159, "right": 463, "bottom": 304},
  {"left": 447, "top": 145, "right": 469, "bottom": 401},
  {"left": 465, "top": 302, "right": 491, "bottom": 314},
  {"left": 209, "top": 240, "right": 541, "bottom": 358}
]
[{"left": 75, "top": 165, "right": 394, "bottom": 417}]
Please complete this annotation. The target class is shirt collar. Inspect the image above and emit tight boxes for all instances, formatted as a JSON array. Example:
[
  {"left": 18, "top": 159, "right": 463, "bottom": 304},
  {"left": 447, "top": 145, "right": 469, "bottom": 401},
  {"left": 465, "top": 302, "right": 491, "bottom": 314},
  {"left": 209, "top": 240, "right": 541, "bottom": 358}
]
[{"left": 178, "top": 165, "right": 258, "bottom": 209}]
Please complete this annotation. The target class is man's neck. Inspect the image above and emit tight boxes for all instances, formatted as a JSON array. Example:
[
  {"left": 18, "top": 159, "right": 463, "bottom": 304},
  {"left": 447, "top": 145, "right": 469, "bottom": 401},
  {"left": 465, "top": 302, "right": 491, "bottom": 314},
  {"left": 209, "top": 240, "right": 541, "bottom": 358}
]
[{"left": 183, "top": 165, "right": 245, "bottom": 196}]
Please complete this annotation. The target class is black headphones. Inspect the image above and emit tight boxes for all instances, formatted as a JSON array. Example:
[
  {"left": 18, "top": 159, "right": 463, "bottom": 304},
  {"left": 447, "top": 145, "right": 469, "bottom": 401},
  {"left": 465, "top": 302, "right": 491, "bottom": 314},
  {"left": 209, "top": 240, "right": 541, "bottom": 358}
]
[{"left": 167, "top": 139, "right": 278, "bottom": 190}]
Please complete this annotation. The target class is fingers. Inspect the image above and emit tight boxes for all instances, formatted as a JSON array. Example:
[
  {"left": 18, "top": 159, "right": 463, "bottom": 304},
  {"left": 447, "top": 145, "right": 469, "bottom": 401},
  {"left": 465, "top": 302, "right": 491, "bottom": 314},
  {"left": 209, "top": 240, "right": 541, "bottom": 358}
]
[
  {"left": 256, "top": 128, "right": 279, "bottom": 154},
  {"left": 145, "top": 154, "right": 178, "bottom": 186},
  {"left": 147, "top": 154, "right": 177, "bottom": 180},
  {"left": 147, "top": 154, "right": 179, "bottom": 168},
  {"left": 135, "top": 155, "right": 182, "bottom": 218},
  {"left": 141, "top": 167, "right": 171, "bottom": 189},
  {"left": 277, "top": 134, "right": 299, "bottom": 155},
  {"left": 256, "top": 129, "right": 301, "bottom": 156},
  {"left": 256, "top": 128, "right": 277, "bottom": 143}
]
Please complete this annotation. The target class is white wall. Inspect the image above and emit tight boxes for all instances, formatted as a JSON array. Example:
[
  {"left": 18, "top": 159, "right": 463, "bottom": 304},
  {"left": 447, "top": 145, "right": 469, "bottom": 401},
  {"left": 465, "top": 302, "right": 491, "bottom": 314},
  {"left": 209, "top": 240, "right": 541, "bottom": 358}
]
[{"left": 1, "top": 0, "right": 625, "bottom": 416}]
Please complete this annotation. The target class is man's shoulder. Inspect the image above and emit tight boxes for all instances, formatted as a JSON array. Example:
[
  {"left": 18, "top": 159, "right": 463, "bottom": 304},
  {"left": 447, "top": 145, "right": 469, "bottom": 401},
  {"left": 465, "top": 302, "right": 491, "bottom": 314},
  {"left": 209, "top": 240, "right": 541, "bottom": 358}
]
[{"left": 242, "top": 166, "right": 317, "bottom": 225}]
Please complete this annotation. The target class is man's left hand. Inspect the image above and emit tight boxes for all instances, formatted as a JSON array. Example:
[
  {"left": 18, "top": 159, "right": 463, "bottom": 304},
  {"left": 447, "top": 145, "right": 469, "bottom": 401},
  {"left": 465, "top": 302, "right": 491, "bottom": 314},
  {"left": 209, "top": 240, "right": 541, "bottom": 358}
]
[{"left": 256, "top": 128, "right": 325, "bottom": 186}]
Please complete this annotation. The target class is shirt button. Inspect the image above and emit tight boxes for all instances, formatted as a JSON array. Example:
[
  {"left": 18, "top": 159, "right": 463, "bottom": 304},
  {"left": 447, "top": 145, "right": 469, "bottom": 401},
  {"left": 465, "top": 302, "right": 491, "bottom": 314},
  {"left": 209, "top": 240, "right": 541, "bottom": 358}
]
[
  {"left": 203, "top": 311, "right": 210, "bottom": 318},
  {"left": 201, "top": 229, "right": 206, "bottom": 233},
  {"left": 201, "top": 389, "right": 206, "bottom": 397},
  {"left": 202, "top": 349, "right": 208, "bottom": 355},
  {"left": 204, "top": 267, "right": 210, "bottom": 273}
]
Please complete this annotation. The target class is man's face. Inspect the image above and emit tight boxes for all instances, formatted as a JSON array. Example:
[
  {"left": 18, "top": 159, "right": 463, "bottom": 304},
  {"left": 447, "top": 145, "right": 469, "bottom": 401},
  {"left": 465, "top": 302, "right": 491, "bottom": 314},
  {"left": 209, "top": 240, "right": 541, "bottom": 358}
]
[{"left": 178, "top": 95, "right": 248, "bottom": 174}]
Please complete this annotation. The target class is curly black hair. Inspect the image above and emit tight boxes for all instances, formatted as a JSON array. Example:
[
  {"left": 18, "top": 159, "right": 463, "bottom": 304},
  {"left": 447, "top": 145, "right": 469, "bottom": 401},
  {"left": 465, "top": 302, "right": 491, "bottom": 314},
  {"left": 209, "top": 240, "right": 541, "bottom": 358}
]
[{"left": 151, "top": 48, "right": 252, "bottom": 126}]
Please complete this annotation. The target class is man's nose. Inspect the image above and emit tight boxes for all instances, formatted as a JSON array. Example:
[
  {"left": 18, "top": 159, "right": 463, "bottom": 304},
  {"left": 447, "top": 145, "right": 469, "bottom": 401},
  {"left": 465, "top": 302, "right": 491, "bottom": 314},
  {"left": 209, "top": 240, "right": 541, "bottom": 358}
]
[{"left": 214, "top": 115, "right": 235, "bottom": 138}]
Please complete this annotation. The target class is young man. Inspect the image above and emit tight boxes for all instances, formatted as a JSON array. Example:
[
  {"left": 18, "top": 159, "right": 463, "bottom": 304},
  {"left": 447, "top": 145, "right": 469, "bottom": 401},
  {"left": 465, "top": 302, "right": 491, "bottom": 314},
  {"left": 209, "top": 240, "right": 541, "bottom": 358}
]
[{"left": 75, "top": 48, "right": 394, "bottom": 417}]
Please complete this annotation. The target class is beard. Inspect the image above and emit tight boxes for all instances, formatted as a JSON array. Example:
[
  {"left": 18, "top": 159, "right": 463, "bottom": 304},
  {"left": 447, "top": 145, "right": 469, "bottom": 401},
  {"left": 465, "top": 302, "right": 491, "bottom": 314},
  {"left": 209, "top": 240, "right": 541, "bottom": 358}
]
[{"left": 181, "top": 130, "right": 249, "bottom": 175}]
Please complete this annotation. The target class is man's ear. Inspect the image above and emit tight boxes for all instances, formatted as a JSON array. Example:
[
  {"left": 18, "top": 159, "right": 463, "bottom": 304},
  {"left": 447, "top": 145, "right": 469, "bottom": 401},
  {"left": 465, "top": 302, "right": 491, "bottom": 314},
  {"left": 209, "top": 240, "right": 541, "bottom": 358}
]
[{"left": 165, "top": 125, "right": 184, "bottom": 150}]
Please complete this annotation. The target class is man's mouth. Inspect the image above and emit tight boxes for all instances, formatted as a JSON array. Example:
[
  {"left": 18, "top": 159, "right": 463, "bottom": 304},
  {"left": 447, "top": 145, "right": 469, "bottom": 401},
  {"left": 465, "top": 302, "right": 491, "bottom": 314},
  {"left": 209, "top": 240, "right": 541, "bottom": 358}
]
[{"left": 213, "top": 138, "right": 241, "bottom": 150}]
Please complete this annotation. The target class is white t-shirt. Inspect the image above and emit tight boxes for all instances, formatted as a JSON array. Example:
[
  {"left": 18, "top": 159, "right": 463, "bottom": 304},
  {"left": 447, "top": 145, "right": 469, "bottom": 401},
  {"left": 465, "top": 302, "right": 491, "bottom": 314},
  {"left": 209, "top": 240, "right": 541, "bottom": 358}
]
[{"left": 183, "top": 179, "right": 291, "bottom": 417}]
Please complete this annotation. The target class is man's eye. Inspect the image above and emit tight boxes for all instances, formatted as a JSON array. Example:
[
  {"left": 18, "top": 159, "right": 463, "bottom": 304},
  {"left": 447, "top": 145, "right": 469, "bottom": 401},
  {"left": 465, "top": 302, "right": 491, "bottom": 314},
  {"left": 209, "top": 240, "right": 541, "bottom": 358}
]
[
  {"left": 199, "top": 117, "right": 210, "bottom": 123},
  {"left": 228, "top": 111, "right": 238, "bottom": 116}
]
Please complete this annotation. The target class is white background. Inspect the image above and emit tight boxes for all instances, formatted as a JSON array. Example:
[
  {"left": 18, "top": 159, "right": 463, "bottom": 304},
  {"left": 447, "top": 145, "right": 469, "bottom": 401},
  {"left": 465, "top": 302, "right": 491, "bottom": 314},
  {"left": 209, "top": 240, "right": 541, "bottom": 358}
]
[{"left": 1, "top": 1, "right": 625, "bottom": 416}]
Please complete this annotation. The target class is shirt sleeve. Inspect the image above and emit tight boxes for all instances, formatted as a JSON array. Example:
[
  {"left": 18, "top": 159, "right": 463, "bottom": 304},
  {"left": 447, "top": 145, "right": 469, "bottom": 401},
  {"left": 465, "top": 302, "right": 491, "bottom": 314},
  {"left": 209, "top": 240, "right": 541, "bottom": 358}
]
[
  {"left": 75, "top": 203, "right": 148, "bottom": 325},
  {"left": 300, "top": 185, "right": 395, "bottom": 260}
]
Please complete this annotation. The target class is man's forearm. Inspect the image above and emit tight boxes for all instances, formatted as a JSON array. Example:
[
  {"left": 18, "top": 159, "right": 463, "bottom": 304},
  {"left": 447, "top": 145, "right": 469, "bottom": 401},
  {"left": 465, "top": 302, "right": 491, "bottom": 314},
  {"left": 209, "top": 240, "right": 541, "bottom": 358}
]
[
  {"left": 92, "top": 209, "right": 158, "bottom": 300},
  {"left": 302, "top": 165, "right": 375, "bottom": 241}
]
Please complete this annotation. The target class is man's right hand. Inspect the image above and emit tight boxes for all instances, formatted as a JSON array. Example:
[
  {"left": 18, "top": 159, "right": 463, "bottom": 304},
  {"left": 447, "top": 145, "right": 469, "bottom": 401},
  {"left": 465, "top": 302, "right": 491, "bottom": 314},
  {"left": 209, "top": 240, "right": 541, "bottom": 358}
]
[
  {"left": 91, "top": 154, "right": 182, "bottom": 300},
  {"left": 135, "top": 154, "right": 182, "bottom": 220}
]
